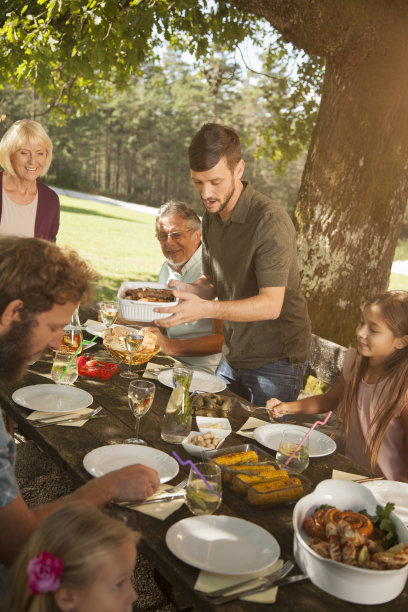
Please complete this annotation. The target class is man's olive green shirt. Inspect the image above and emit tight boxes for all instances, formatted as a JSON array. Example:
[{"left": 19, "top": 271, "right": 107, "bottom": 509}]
[{"left": 202, "top": 182, "right": 311, "bottom": 369}]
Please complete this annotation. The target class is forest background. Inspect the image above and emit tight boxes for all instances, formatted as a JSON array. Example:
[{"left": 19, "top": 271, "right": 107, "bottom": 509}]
[{"left": 0, "top": 48, "right": 305, "bottom": 216}]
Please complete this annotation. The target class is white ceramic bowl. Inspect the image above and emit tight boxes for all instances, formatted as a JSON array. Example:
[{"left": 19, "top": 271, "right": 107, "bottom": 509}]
[
  {"left": 293, "top": 479, "right": 408, "bottom": 604},
  {"left": 181, "top": 431, "right": 227, "bottom": 457},
  {"left": 196, "top": 416, "right": 232, "bottom": 435},
  {"left": 117, "top": 281, "right": 178, "bottom": 322}
]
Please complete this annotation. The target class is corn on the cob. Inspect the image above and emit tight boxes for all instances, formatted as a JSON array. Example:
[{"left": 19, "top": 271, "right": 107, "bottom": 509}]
[
  {"left": 213, "top": 450, "right": 258, "bottom": 466},
  {"left": 225, "top": 464, "right": 277, "bottom": 473},
  {"left": 232, "top": 468, "right": 288, "bottom": 493},
  {"left": 248, "top": 476, "right": 303, "bottom": 506}
]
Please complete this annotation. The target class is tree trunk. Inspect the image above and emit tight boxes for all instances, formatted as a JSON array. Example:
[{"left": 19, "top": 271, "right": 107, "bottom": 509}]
[
  {"left": 296, "top": 35, "right": 408, "bottom": 344},
  {"left": 230, "top": 0, "right": 408, "bottom": 345}
]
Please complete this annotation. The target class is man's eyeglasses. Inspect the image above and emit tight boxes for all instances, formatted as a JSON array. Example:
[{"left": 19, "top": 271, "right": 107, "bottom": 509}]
[{"left": 155, "top": 229, "right": 194, "bottom": 242}]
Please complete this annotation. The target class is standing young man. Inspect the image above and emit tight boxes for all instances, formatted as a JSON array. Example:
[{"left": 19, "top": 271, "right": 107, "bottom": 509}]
[{"left": 156, "top": 123, "right": 311, "bottom": 406}]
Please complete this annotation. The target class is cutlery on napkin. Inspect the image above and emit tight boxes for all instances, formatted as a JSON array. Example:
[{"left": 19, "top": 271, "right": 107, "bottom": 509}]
[
  {"left": 27, "top": 408, "right": 97, "bottom": 427},
  {"left": 195, "top": 559, "right": 285, "bottom": 604},
  {"left": 211, "top": 574, "right": 309, "bottom": 604},
  {"left": 142, "top": 360, "right": 183, "bottom": 380},
  {"left": 118, "top": 483, "right": 185, "bottom": 520},
  {"left": 207, "top": 561, "right": 294, "bottom": 597}
]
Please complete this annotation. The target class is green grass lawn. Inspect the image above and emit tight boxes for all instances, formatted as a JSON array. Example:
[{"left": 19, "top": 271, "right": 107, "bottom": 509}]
[
  {"left": 57, "top": 196, "right": 164, "bottom": 302},
  {"left": 57, "top": 194, "right": 408, "bottom": 301}
]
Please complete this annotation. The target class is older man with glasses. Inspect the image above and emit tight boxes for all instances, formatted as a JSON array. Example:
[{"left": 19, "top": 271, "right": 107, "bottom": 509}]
[{"left": 147, "top": 200, "right": 223, "bottom": 374}]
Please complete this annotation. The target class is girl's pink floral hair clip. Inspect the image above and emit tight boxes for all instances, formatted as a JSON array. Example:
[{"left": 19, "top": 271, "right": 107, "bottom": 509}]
[{"left": 27, "top": 551, "right": 64, "bottom": 595}]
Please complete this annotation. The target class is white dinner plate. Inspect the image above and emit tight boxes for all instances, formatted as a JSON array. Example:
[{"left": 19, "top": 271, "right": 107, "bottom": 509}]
[
  {"left": 158, "top": 369, "right": 226, "bottom": 393},
  {"left": 254, "top": 424, "right": 336, "bottom": 458},
  {"left": 85, "top": 322, "right": 135, "bottom": 338},
  {"left": 361, "top": 480, "right": 408, "bottom": 526},
  {"left": 166, "top": 515, "right": 280, "bottom": 574},
  {"left": 83, "top": 445, "right": 179, "bottom": 483},
  {"left": 12, "top": 384, "right": 93, "bottom": 413}
]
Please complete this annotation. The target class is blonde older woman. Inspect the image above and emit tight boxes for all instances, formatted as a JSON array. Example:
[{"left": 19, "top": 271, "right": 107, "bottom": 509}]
[{"left": 0, "top": 119, "right": 60, "bottom": 241}]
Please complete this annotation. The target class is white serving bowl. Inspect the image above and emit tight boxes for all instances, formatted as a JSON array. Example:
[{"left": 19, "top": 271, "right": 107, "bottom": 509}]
[
  {"left": 196, "top": 416, "right": 232, "bottom": 435},
  {"left": 293, "top": 479, "right": 408, "bottom": 605},
  {"left": 117, "top": 281, "right": 178, "bottom": 322},
  {"left": 181, "top": 430, "right": 227, "bottom": 457}
]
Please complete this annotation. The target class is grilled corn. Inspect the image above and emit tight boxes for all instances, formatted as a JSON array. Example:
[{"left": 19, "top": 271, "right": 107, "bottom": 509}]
[
  {"left": 247, "top": 476, "right": 304, "bottom": 506},
  {"left": 213, "top": 450, "right": 258, "bottom": 466},
  {"left": 232, "top": 468, "right": 289, "bottom": 493}
]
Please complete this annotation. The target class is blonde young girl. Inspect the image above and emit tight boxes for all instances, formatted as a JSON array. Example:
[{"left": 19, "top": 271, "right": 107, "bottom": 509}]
[
  {"left": 267, "top": 291, "right": 408, "bottom": 482},
  {"left": 0, "top": 503, "right": 139, "bottom": 612}
]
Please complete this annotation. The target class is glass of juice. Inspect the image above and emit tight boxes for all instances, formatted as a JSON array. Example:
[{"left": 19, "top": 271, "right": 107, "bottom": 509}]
[
  {"left": 51, "top": 351, "right": 78, "bottom": 385},
  {"left": 276, "top": 428, "right": 309, "bottom": 473},
  {"left": 185, "top": 462, "right": 222, "bottom": 515}
]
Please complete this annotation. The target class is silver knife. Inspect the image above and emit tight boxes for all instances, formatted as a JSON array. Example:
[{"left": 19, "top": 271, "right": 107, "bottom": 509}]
[
  {"left": 131, "top": 490, "right": 186, "bottom": 506},
  {"left": 211, "top": 574, "right": 308, "bottom": 605},
  {"left": 207, "top": 561, "right": 294, "bottom": 597}
]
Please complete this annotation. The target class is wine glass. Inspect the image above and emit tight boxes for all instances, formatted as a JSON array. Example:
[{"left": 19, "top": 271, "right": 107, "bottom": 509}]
[
  {"left": 125, "top": 380, "right": 155, "bottom": 444},
  {"left": 120, "top": 334, "right": 143, "bottom": 379},
  {"left": 185, "top": 462, "right": 222, "bottom": 515},
  {"left": 276, "top": 428, "right": 309, "bottom": 473},
  {"left": 99, "top": 302, "right": 118, "bottom": 335},
  {"left": 51, "top": 351, "right": 78, "bottom": 385}
]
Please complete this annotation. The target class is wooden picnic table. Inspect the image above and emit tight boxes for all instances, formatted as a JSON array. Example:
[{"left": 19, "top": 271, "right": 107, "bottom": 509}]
[{"left": 2, "top": 335, "right": 408, "bottom": 612}]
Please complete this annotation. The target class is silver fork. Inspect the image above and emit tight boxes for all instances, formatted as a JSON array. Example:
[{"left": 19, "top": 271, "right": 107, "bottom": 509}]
[{"left": 206, "top": 560, "right": 293, "bottom": 598}]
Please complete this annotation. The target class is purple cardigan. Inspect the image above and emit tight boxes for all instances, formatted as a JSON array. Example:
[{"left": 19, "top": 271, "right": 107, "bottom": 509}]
[{"left": 0, "top": 172, "right": 60, "bottom": 242}]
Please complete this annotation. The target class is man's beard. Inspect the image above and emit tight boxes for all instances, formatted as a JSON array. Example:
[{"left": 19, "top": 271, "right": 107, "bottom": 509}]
[
  {"left": 0, "top": 314, "right": 36, "bottom": 383},
  {"left": 203, "top": 182, "right": 236, "bottom": 214}
]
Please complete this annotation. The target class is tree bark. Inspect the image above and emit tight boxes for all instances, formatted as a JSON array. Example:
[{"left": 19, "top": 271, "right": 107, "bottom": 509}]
[{"left": 230, "top": 0, "right": 408, "bottom": 344}]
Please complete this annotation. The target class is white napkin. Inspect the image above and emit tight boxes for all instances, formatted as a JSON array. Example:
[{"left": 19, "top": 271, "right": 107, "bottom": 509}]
[
  {"left": 236, "top": 417, "right": 269, "bottom": 439},
  {"left": 124, "top": 483, "right": 185, "bottom": 520},
  {"left": 194, "top": 559, "right": 282, "bottom": 603},
  {"left": 27, "top": 408, "right": 94, "bottom": 427},
  {"left": 331, "top": 469, "right": 366, "bottom": 481},
  {"left": 142, "top": 359, "right": 183, "bottom": 380}
]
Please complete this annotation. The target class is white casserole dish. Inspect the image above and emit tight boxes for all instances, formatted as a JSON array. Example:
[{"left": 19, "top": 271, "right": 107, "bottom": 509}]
[
  {"left": 293, "top": 479, "right": 408, "bottom": 604},
  {"left": 117, "top": 281, "right": 178, "bottom": 322}
]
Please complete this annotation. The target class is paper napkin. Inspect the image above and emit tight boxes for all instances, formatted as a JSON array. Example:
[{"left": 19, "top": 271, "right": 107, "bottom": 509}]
[
  {"left": 194, "top": 559, "right": 283, "bottom": 603},
  {"left": 142, "top": 359, "right": 183, "bottom": 380},
  {"left": 236, "top": 417, "right": 269, "bottom": 439},
  {"left": 124, "top": 484, "right": 185, "bottom": 520},
  {"left": 331, "top": 469, "right": 367, "bottom": 481},
  {"left": 27, "top": 408, "right": 94, "bottom": 427}
]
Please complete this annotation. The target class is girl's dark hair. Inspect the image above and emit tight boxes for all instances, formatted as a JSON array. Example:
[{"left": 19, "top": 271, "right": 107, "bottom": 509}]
[
  {"left": 188, "top": 123, "right": 241, "bottom": 172},
  {"left": 339, "top": 290, "right": 408, "bottom": 470}
]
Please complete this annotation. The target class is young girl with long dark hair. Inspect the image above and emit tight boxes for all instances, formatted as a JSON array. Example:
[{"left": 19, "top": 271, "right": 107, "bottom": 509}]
[{"left": 267, "top": 291, "right": 408, "bottom": 481}]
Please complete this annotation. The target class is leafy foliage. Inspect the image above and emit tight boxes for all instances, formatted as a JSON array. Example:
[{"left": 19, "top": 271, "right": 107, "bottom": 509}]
[{"left": 0, "top": 1, "right": 324, "bottom": 170}]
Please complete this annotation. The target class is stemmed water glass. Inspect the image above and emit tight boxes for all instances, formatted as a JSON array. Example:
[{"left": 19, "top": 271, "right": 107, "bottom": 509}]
[
  {"left": 120, "top": 334, "right": 143, "bottom": 379},
  {"left": 125, "top": 380, "right": 155, "bottom": 444},
  {"left": 99, "top": 302, "right": 118, "bottom": 335}
]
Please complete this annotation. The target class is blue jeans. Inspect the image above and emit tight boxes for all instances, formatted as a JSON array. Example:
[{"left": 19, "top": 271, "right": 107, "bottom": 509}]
[{"left": 216, "top": 358, "right": 308, "bottom": 407}]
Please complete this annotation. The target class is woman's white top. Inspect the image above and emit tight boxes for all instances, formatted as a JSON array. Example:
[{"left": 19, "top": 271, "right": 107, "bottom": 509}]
[{"left": 0, "top": 188, "right": 38, "bottom": 237}]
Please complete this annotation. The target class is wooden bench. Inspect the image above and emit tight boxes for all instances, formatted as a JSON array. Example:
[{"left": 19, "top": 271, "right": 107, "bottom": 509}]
[{"left": 305, "top": 333, "right": 348, "bottom": 387}]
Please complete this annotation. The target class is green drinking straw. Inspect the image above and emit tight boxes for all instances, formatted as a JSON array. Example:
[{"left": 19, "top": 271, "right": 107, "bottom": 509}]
[{"left": 59, "top": 335, "right": 98, "bottom": 379}]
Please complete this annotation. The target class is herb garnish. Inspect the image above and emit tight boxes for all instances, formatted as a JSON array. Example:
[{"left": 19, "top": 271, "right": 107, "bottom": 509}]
[{"left": 359, "top": 503, "right": 397, "bottom": 549}]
